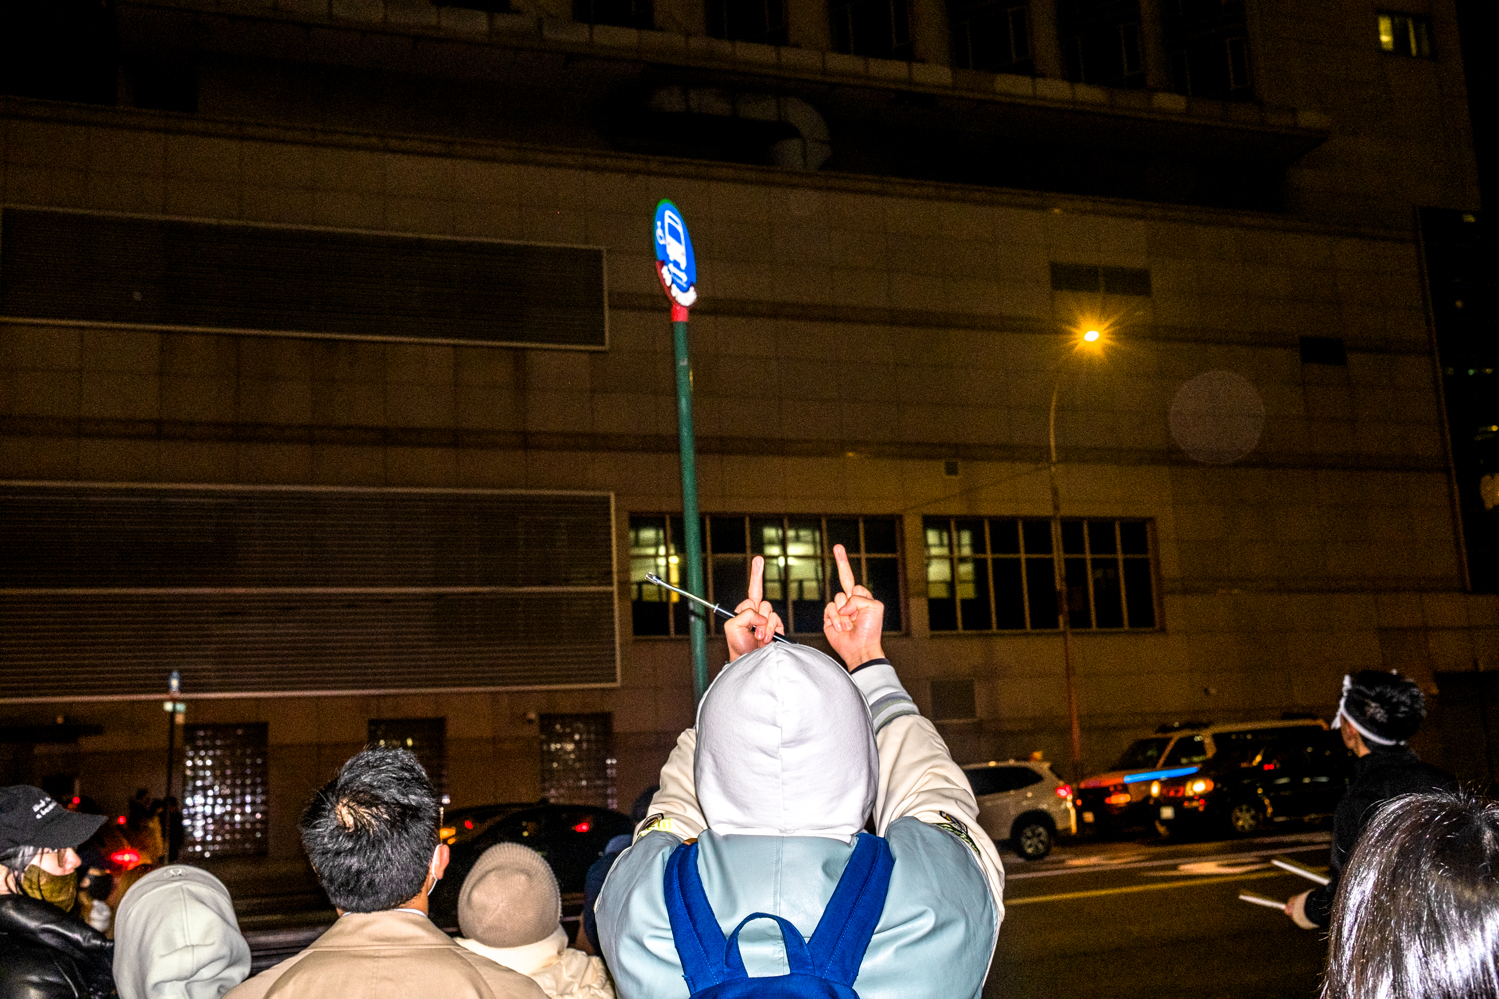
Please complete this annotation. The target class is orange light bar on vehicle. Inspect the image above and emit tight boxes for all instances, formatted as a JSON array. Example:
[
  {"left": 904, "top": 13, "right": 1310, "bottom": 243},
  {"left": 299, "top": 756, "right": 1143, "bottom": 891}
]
[{"left": 1104, "top": 792, "right": 1131, "bottom": 806}]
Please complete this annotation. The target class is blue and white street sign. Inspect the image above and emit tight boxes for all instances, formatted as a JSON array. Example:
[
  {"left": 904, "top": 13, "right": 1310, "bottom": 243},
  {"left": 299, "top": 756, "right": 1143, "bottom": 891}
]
[{"left": 653, "top": 200, "right": 698, "bottom": 309}]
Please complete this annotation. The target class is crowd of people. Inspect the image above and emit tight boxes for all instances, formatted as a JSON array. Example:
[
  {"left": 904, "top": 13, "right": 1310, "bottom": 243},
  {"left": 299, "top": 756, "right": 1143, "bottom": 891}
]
[{"left": 0, "top": 548, "right": 1494, "bottom": 998}]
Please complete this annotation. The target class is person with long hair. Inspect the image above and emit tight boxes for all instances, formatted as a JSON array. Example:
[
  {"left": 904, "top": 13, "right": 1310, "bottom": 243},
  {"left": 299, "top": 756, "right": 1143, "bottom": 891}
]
[{"left": 1322, "top": 789, "right": 1499, "bottom": 999}]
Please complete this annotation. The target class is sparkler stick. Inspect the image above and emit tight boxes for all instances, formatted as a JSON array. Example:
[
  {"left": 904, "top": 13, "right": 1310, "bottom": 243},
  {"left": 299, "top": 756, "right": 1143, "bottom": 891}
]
[{"left": 644, "top": 572, "right": 796, "bottom": 645}]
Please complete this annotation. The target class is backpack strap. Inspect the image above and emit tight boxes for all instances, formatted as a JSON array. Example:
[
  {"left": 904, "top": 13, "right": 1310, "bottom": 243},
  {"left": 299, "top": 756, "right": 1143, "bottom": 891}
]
[
  {"left": 805, "top": 832, "right": 896, "bottom": 986},
  {"left": 664, "top": 834, "right": 895, "bottom": 992},
  {"left": 724, "top": 913, "right": 815, "bottom": 978},
  {"left": 664, "top": 841, "right": 730, "bottom": 993}
]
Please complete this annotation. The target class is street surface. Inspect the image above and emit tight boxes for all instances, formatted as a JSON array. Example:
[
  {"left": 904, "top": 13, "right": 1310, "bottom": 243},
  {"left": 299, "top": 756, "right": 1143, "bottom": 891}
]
[
  {"left": 987, "top": 831, "right": 1333, "bottom": 999},
  {"left": 217, "top": 830, "right": 1337, "bottom": 993}
]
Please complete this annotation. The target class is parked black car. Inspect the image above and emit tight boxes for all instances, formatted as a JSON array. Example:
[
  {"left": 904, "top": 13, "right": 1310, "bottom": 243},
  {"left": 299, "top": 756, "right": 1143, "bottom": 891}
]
[
  {"left": 429, "top": 803, "right": 634, "bottom": 929},
  {"left": 1149, "top": 729, "right": 1355, "bottom": 838}
]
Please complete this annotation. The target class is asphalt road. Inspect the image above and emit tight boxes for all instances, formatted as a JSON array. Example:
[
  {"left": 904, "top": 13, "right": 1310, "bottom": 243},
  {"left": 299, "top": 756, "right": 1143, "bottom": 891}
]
[{"left": 987, "top": 830, "right": 1335, "bottom": 999}]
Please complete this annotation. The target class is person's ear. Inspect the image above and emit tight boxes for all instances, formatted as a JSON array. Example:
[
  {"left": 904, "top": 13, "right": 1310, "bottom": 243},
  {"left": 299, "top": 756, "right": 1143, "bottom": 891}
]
[{"left": 432, "top": 842, "right": 450, "bottom": 882}]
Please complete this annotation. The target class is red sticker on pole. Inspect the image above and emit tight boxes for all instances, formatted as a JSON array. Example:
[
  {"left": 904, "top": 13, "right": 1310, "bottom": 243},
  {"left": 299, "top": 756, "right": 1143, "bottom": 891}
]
[{"left": 654, "top": 199, "right": 698, "bottom": 322}]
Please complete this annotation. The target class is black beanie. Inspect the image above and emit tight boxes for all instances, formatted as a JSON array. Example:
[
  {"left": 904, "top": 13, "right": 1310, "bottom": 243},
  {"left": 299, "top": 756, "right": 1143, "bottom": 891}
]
[{"left": 1338, "top": 670, "right": 1425, "bottom": 745}]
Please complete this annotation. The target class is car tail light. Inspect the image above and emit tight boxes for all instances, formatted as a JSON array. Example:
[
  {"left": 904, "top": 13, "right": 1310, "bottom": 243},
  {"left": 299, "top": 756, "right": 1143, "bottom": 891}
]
[
  {"left": 464, "top": 819, "right": 474, "bottom": 829},
  {"left": 110, "top": 849, "right": 140, "bottom": 868},
  {"left": 572, "top": 820, "right": 591, "bottom": 833},
  {"left": 1104, "top": 792, "right": 1131, "bottom": 806},
  {"left": 1166, "top": 786, "right": 1185, "bottom": 798},
  {"left": 1055, "top": 784, "right": 1072, "bottom": 799},
  {"left": 116, "top": 815, "right": 126, "bottom": 825}
]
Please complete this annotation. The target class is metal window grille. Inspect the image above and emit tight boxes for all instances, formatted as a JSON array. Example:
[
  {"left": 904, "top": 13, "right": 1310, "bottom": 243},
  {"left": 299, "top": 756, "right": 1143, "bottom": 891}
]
[
  {"left": 182, "top": 723, "right": 268, "bottom": 859},
  {"left": 629, "top": 514, "right": 904, "bottom": 637},
  {"left": 924, "top": 517, "right": 1157, "bottom": 632},
  {"left": 368, "top": 718, "right": 447, "bottom": 796},
  {"left": 0, "top": 208, "right": 607, "bottom": 350},
  {"left": 539, "top": 714, "right": 616, "bottom": 810},
  {"left": 0, "top": 484, "right": 618, "bottom": 701}
]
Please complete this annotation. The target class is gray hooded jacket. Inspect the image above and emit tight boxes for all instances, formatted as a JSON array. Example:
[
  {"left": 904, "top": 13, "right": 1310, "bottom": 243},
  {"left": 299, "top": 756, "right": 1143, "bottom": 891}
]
[{"left": 113, "top": 865, "right": 251, "bottom": 999}]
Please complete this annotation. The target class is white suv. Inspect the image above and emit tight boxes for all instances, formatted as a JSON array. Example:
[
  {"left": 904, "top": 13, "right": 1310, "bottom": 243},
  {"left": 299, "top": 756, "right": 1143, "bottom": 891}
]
[{"left": 962, "top": 759, "right": 1076, "bottom": 861}]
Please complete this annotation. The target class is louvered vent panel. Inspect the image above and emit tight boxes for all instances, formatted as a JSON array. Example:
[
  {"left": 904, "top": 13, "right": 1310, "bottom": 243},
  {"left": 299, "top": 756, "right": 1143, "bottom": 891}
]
[
  {"left": 0, "top": 485, "right": 618, "bottom": 700},
  {"left": 0, "top": 208, "right": 607, "bottom": 348}
]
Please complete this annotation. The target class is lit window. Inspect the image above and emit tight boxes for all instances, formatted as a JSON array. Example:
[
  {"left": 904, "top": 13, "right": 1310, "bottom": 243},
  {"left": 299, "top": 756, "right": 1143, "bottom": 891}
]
[
  {"left": 1377, "top": 12, "right": 1433, "bottom": 58},
  {"left": 924, "top": 517, "right": 1157, "bottom": 632},
  {"left": 629, "top": 514, "right": 904, "bottom": 636},
  {"left": 182, "top": 724, "right": 268, "bottom": 859},
  {"left": 368, "top": 718, "right": 447, "bottom": 795}
]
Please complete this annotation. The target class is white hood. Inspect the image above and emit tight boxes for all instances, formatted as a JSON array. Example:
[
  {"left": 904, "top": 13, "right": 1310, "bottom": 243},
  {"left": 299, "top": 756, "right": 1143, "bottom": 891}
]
[
  {"left": 694, "top": 643, "right": 877, "bottom": 840},
  {"left": 113, "top": 864, "right": 251, "bottom": 999}
]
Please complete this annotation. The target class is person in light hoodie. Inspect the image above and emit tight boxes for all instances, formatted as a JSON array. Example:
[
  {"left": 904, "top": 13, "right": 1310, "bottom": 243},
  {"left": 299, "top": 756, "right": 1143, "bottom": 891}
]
[
  {"left": 113, "top": 865, "right": 251, "bottom": 999},
  {"left": 596, "top": 545, "right": 1005, "bottom": 999}
]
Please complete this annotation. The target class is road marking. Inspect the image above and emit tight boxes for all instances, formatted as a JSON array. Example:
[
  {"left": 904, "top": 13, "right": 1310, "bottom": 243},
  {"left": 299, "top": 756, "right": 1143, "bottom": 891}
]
[
  {"left": 1143, "top": 861, "right": 1271, "bottom": 877},
  {"left": 1007, "top": 843, "right": 1325, "bottom": 880},
  {"left": 1006, "top": 869, "right": 1285, "bottom": 906},
  {"left": 1060, "top": 853, "right": 1149, "bottom": 868}
]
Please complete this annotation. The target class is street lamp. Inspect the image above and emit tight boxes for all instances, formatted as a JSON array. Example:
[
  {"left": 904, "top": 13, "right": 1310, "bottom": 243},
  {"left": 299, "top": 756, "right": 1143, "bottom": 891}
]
[{"left": 1048, "top": 326, "right": 1106, "bottom": 780}]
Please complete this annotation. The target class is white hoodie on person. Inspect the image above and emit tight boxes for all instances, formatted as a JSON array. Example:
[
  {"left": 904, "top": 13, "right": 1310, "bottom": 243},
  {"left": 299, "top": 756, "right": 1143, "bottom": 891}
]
[
  {"left": 113, "top": 865, "right": 251, "bottom": 999},
  {"left": 457, "top": 926, "right": 614, "bottom": 999},
  {"left": 596, "top": 644, "right": 1005, "bottom": 999}
]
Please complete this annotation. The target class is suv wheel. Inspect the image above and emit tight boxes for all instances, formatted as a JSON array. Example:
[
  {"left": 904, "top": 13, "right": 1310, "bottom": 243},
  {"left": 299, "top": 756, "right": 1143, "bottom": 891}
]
[
  {"left": 1228, "top": 801, "right": 1264, "bottom": 836},
  {"left": 1013, "top": 820, "right": 1053, "bottom": 860}
]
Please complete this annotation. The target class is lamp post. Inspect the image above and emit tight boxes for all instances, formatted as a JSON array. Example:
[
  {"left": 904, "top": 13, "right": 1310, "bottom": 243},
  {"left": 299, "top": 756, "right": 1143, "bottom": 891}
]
[{"left": 1048, "top": 328, "right": 1102, "bottom": 780}]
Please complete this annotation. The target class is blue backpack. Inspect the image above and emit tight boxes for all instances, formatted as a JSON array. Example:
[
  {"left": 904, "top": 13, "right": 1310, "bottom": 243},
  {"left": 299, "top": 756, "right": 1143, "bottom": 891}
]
[{"left": 662, "top": 832, "right": 895, "bottom": 998}]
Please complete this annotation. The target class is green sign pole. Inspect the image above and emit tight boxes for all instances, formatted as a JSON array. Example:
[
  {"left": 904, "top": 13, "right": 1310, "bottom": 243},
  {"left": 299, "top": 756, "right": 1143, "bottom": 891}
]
[{"left": 672, "top": 318, "right": 709, "bottom": 702}]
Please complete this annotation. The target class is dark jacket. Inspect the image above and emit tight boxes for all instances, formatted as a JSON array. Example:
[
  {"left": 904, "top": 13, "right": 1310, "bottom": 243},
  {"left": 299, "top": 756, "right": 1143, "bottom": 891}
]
[
  {"left": 1303, "top": 745, "right": 1457, "bottom": 927},
  {"left": 0, "top": 894, "right": 115, "bottom": 999}
]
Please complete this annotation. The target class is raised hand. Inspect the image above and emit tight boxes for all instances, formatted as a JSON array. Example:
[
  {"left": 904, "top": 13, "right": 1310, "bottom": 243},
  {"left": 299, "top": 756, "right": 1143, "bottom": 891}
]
[
  {"left": 724, "top": 555, "right": 786, "bottom": 663},
  {"left": 822, "top": 544, "right": 885, "bottom": 671}
]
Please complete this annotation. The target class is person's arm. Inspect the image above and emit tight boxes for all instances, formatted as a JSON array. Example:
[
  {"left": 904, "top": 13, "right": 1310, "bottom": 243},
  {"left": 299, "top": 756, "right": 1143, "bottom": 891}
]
[{"left": 824, "top": 547, "right": 1006, "bottom": 913}]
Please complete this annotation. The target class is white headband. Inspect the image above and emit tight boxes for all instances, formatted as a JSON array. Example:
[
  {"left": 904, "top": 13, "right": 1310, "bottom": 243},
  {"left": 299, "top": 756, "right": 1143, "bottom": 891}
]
[{"left": 1332, "top": 674, "right": 1402, "bottom": 747}]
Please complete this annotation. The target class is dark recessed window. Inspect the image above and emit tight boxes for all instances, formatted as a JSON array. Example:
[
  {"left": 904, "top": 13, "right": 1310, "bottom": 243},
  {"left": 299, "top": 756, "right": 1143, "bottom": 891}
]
[
  {"left": 706, "top": 0, "right": 788, "bottom": 45},
  {"left": 1050, "top": 263, "right": 1151, "bottom": 295},
  {"left": 1058, "top": 0, "right": 1145, "bottom": 89},
  {"left": 1299, "top": 336, "right": 1348, "bottom": 366},
  {"left": 432, "top": 0, "right": 510, "bottom": 11},
  {"left": 1378, "top": 12, "right": 1433, "bottom": 58},
  {"left": 1050, "top": 263, "right": 1101, "bottom": 292},
  {"left": 925, "top": 516, "right": 1157, "bottom": 632},
  {"left": 629, "top": 514, "right": 904, "bottom": 637},
  {"left": 949, "top": 0, "right": 1033, "bottom": 75},
  {"left": 1101, "top": 265, "right": 1152, "bottom": 296},
  {"left": 1163, "top": 0, "right": 1253, "bottom": 101},
  {"left": 574, "top": 0, "right": 653, "bottom": 28},
  {"left": 369, "top": 718, "right": 447, "bottom": 795},
  {"left": 829, "top": 0, "right": 914, "bottom": 60}
]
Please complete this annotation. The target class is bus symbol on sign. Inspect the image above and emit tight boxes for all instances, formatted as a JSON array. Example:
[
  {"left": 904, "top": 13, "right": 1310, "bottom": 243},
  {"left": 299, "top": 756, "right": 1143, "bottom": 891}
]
[{"left": 653, "top": 200, "right": 698, "bottom": 309}]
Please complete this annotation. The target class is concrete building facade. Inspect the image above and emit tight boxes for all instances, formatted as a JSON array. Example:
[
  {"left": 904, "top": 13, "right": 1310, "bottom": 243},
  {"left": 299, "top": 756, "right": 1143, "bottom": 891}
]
[{"left": 1, "top": 0, "right": 1496, "bottom": 859}]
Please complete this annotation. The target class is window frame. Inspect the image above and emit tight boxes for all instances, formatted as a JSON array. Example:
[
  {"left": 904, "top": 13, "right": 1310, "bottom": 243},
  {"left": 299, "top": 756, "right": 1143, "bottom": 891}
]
[
  {"left": 1376, "top": 11, "right": 1434, "bottom": 59},
  {"left": 923, "top": 515, "right": 1160, "bottom": 634},
  {"left": 628, "top": 513, "right": 907, "bottom": 638}
]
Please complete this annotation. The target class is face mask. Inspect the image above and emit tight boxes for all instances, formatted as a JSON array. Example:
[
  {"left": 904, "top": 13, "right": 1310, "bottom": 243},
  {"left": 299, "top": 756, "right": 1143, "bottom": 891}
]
[{"left": 22, "top": 864, "right": 78, "bottom": 913}]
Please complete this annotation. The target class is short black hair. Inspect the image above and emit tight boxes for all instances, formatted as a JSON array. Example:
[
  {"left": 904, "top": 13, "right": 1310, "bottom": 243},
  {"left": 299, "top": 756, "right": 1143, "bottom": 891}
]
[
  {"left": 300, "top": 747, "right": 440, "bottom": 913},
  {"left": 1323, "top": 790, "right": 1499, "bottom": 999},
  {"left": 1346, "top": 669, "right": 1426, "bottom": 743}
]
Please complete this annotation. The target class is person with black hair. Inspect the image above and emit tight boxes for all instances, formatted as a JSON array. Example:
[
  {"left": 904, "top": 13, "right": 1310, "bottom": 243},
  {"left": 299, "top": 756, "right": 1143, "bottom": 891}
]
[
  {"left": 225, "top": 748, "right": 545, "bottom": 999},
  {"left": 1321, "top": 790, "right": 1499, "bottom": 998},
  {"left": 1285, "top": 670, "right": 1457, "bottom": 929},
  {"left": 0, "top": 785, "right": 115, "bottom": 999}
]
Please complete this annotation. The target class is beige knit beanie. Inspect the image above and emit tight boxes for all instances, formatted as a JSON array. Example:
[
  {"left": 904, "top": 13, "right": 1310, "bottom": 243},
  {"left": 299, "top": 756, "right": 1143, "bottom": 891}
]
[{"left": 457, "top": 842, "right": 562, "bottom": 948}]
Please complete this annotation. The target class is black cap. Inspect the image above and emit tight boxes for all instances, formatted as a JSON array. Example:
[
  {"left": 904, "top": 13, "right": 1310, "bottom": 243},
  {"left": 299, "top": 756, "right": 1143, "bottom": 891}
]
[{"left": 0, "top": 786, "right": 107, "bottom": 852}]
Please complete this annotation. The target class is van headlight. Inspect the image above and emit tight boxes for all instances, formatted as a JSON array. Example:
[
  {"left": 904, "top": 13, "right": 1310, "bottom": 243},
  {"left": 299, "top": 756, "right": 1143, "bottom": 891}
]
[
  {"left": 1187, "top": 778, "right": 1214, "bottom": 795},
  {"left": 1149, "top": 780, "right": 1161, "bottom": 797}
]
